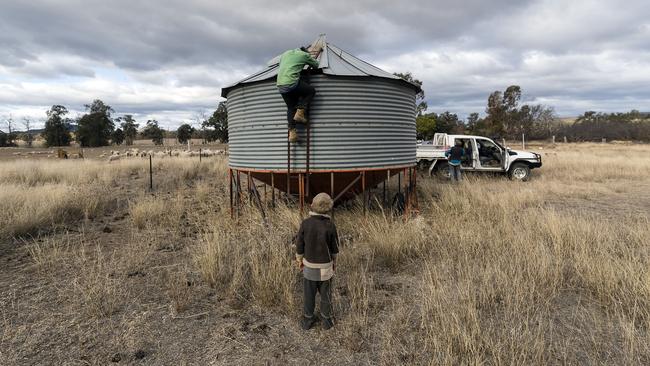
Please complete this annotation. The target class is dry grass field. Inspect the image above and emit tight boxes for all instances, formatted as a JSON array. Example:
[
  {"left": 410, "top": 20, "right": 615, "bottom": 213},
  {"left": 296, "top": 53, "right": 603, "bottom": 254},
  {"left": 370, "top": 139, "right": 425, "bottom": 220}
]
[{"left": 1, "top": 142, "right": 649, "bottom": 365}]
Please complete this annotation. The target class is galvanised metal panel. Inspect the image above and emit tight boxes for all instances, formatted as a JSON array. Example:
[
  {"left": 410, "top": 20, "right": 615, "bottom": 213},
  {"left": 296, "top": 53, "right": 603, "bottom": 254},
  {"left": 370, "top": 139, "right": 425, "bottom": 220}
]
[
  {"left": 226, "top": 74, "right": 416, "bottom": 171},
  {"left": 220, "top": 37, "right": 421, "bottom": 97}
]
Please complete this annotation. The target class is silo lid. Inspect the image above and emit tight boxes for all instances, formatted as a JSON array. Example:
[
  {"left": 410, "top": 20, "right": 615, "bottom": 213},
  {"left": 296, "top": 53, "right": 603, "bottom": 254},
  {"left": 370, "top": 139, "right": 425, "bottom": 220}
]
[{"left": 221, "top": 34, "right": 422, "bottom": 97}]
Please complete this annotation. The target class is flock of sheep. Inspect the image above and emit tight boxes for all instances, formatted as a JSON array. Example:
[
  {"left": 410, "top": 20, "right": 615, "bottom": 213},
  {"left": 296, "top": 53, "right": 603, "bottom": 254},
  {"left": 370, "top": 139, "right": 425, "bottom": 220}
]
[{"left": 101, "top": 148, "right": 227, "bottom": 162}]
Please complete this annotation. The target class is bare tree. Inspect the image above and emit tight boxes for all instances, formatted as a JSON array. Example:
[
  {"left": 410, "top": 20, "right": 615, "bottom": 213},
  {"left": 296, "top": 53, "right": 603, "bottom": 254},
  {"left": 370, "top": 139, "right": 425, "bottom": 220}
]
[
  {"left": 3, "top": 114, "right": 16, "bottom": 145},
  {"left": 192, "top": 109, "right": 207, "bottom": 143},
  {"left": 22, "top": 117, "right": 33, "bottom": 147}
]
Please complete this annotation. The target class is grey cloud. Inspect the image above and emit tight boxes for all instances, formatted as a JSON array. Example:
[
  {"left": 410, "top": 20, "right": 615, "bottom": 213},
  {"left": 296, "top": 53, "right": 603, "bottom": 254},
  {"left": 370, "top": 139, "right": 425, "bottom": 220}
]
[{"left": 0, "top": 0, "right": 649, "bottom": 126}]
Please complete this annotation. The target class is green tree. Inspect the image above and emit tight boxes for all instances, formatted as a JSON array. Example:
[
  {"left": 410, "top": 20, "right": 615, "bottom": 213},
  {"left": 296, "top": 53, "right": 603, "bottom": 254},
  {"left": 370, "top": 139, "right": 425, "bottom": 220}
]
[
  {"left": 416, "top": 113, "right": 436, "bottom": 140},
  {"left": 117, "top": 114, "right": 139, "bottom": 145},
  {"left": 112, "top": 128, "right": 125, "bottom": 145},
  {"left": 394, "top": 72, "right": 427, "bottom": 115},
  {"left": 202, "top": 102, "right": 228, "bottom": 142},
  {"left": 176, "top": 123, "right": 195, "bottom": 144},
  {"left": 43, "top": 105, "right": 72, "bottom": 147},
  {"left": 0, "top": 131, "right": 7, "bottom": 147},
  {"left": 142, "top": 119, "right": 164, "bottom": 145},
  {"left": 76, "top": 99, "right": 115, "bottom": 147},
  {"left": 436, "top": 111, "right": 464, "bottom": 134},
  {"left": 484, "top": 85, "right": 558, "bottom": 138}
]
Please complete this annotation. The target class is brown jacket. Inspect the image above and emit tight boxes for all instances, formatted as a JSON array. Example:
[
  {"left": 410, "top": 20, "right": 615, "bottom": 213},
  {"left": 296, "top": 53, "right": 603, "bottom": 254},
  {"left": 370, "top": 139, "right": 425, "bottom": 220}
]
[{"left": 296, "top": 214, "right": 339, "bottom": 264}]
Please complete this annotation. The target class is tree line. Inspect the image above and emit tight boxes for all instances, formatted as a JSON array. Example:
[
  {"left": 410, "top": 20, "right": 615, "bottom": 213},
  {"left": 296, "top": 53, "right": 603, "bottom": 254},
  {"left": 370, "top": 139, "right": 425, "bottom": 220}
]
[
  {"left": 395, "top": 73, "right": 650, "bottom": 142},
  {"left": 0, "top": 100, "right": 228, "bottom": 148}
]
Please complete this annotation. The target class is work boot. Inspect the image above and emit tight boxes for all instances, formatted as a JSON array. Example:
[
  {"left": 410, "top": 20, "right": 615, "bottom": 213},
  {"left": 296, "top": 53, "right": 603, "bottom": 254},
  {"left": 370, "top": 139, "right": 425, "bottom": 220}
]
[
  {"left": 293, "top": 109, "right": 308, "bottom": 124},
  {"left": 322, "top": 317, "right": 334, "bottom": 330},
  {"left": 301, "top": 316, "right": 316, "bottom": 330},
  {"left": 288, "top": 128, "right": 298, "bottom": 143}
]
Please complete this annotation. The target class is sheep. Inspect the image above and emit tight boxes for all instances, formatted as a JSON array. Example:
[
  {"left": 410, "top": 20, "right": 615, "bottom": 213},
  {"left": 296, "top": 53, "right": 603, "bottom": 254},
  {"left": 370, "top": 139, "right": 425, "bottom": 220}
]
[{"left": 108, "top": 155, "right": 121, "bottom": 163}]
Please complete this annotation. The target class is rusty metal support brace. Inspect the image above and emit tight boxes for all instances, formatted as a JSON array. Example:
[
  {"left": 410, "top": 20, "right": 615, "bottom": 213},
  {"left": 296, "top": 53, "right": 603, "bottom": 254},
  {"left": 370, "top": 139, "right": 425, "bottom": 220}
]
[
  {"left": 250, "top": 176, "right": 267, "bottom": 221},
  {"left": 333, "top": 173, "right": 362, "bottom": 203}
]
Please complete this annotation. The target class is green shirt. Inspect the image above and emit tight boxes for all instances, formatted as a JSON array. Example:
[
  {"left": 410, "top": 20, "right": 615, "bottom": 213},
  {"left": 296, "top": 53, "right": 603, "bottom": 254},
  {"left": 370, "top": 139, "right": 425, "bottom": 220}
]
[{"left": 276, "top": 49, "right": 320, "bottom": 87}]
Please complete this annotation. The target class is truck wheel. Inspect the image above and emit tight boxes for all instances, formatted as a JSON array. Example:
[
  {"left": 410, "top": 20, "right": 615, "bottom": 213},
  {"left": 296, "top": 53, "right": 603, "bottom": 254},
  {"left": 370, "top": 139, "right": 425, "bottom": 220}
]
[
  {"left": 509, "top": 163, "right": 531, "bottom": 181},
  {"left": 434, "top": 162, "right": 451, "bottom": 179}
]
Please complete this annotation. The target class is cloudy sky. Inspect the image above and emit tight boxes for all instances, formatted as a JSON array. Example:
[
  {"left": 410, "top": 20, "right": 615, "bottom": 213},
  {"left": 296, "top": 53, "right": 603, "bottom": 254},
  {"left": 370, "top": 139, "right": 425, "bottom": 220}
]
[{"left": 1, "top": 0, "right": 649, "bottom": 129}]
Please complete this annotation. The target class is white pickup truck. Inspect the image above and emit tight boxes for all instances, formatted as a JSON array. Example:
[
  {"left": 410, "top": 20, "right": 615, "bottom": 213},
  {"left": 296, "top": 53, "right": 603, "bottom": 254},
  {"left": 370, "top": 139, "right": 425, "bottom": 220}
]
[{"left": 416, "top": 133, "right": 542, "bottom": 181}]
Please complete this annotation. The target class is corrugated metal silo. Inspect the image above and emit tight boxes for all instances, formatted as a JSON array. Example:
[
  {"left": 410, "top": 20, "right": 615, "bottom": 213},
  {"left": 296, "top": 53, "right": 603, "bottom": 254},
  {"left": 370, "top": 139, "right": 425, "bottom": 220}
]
[{"left": 221, "top": 35, "right": 420, "bottom": 210}]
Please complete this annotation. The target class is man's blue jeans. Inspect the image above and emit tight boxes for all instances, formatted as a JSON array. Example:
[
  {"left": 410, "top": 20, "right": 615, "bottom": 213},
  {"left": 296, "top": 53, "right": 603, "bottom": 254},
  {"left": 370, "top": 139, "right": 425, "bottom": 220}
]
[{"left": 449, "top": 164, "right": 462, "bottom": 182}]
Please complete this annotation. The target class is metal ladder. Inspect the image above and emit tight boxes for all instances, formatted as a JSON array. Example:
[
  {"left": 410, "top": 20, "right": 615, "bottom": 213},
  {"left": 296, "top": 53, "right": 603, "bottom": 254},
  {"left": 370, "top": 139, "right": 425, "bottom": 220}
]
[{"left": 287, "top": 116, "right": 310, "bottom": 212}]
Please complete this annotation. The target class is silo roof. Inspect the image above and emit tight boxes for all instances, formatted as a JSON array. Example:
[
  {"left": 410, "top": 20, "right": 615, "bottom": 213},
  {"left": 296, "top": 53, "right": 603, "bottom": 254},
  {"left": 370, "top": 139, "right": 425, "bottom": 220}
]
[{"left": 221, "top": 35, "right": 422, "bottom": 97}]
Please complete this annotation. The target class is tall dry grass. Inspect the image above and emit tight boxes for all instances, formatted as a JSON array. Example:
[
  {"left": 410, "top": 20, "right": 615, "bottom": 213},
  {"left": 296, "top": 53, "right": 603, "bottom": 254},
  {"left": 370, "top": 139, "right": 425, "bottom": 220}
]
[
  {"left": 2, "top": 144, "right": 649, "bottom": 364},
  {"left": 193, "top": 204, "right": 299, "bottom": 310},
  {"left": 0, "top": 157, "right": 227, "bottom": 239}
]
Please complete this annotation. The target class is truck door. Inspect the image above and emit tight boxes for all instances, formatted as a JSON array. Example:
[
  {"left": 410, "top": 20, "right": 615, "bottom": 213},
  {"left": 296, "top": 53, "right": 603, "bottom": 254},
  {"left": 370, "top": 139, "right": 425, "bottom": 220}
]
[
  {"left": 475, "top": 138, "right": 504, "bottom": 170},
  {"left": 460, "top": 138, "right": 477, "bottom": 170},
  {"left": 471, "top": 138, "right": 479, "bottom": 169}
]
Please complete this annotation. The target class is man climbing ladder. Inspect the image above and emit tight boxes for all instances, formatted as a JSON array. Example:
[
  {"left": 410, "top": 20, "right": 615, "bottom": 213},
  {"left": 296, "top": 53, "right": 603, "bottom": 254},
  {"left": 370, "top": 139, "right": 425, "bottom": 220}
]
[{"left": 277, "top": 45, "right": 321, "bottom": 142}]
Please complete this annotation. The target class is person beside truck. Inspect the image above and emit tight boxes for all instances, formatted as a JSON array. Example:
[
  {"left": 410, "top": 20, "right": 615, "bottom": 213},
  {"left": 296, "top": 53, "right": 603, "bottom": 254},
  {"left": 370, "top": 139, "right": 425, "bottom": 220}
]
[{"left": 445, "top": 139, "right": 465, "bottom": 182}]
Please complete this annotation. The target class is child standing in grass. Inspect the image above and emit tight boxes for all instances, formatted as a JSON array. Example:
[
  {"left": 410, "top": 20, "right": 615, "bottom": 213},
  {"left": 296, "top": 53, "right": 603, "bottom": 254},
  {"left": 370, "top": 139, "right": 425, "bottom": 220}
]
[{"left": 296, "top": 192, "right": 339, "bottom": 330}]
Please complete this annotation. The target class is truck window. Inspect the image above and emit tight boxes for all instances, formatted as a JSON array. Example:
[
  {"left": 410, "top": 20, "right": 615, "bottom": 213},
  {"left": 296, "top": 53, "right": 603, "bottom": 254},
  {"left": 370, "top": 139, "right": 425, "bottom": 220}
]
[{"left": 433, "top": 134, "right": 446, "bottom": 146}]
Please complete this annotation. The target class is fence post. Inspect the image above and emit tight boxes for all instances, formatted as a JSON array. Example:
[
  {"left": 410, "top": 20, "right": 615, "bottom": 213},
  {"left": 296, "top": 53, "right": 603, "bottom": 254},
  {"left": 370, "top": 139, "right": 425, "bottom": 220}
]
[
  {"left": 199, "top": 148, "right": 202, "bottom": 162},
  {"left": 149, "top": 155, "right": 153, "bottom": 190},
  {"left": 552, "top": 135, "right": 555, "bottom": 144}
]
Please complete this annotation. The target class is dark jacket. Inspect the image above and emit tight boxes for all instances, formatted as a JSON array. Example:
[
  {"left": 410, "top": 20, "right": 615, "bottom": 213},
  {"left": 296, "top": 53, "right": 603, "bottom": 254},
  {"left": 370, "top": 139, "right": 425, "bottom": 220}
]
[
  {"left": 296, "top": 215, "right": 339, "bottom": 264},
  {"left": 445, "top": 146, "right": 465, "bottom": 165}
]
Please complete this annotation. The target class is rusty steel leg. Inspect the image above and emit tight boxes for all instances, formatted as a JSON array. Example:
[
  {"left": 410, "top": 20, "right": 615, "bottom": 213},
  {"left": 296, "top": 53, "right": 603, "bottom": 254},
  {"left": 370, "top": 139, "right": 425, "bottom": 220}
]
[
  {"left": 413, "top": 167, "right": 419, "bottom": 212},
  {"left": 271, "top": 172, "right": 275, "bottom": 208},
  {"left": 404, "top": 168, "right": 411, "bottom": 218},
  {"left": 236, "top": 170, "right": 242, "bottom": 214},
  {"left": 247, "top": 172, "right": 252, "bottom": 205},
  {"left": 229, "top": 168, "right": 233, "bottom": 219},
  {"left": 397, "top": 169, "right": 401, "bottom": 195},
  {"left": 384, "top": 169, "right": 392, "bottom": 208},
  {"left": 362, "top": 171, "right": 366, "bottom": 216}
]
